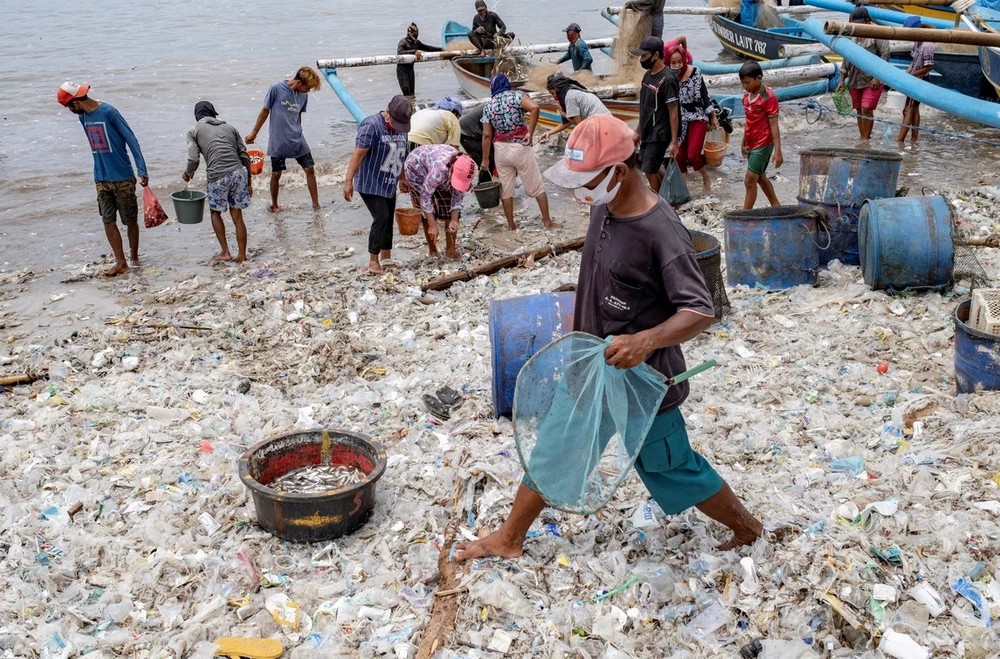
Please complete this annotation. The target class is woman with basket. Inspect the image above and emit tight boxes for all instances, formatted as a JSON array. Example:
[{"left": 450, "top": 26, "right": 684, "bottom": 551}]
[{"left": 666, "top": 40, "right": 719, "bottom": 195}]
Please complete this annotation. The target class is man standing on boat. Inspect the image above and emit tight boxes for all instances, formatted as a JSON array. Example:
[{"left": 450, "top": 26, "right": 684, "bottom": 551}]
[
  {"left": 624, "top": 0, "right": 667, "bottom": 39},
  {"left": 468, "top": 0, "right": 514, "bottom": 56},
  {"left": 554, "top": 23, "right": 593, "bottom": 72},
  {"left": 396, "top": 23, "right": 443, "bottom": 98},
  {"left": 632, "top": 36, "right": 680, "bottom": 193}
]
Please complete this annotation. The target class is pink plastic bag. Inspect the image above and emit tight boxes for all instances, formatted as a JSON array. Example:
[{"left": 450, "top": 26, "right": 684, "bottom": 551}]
[{"left": 143, "top": 186, "right": 169, "bottom": 228}]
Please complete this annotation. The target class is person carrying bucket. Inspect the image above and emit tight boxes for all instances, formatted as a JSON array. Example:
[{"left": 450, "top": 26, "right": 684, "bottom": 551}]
[
  {"left": 402, "top": 145, "right": 476, "bottom": 259},
  {"left": 453, "top": 115, "right": 762, "bottom": 563},
  {"left": 57, "top": 81, "right": 148, "bottom": 278},
  {"left": 666, "top": 40, "right": 718, "bottom": 195},
  {"left": 182, "top": 102, "right": 253, "bottom": 263},
  {"left": 343, "top": 95, "right": 412, "bottom": 275}
]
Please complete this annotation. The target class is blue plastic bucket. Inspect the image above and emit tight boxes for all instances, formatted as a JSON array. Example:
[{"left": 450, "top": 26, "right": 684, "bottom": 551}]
[
  {"left": 489, "top": 292, "right": 576, "bottom": 418},
  {"left": 954, "top": 299, "right": 1000, "bottom": 394},
  {"left": 858, "top": 196, "right": 954, "bottom": 291},
  {"left": 798, "top": 148, "right": 903, "bottom": 206},
  {"left": 800, "top": 199, "right": 862, "bottom": 267},
  {"left": 724, "top": 205, "right": 822, "bottom": 290}
]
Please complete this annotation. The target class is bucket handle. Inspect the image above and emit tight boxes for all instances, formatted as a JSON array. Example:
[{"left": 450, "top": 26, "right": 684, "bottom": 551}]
[{"left": 811, "top": 217, "right": 833, "bottom": 251}]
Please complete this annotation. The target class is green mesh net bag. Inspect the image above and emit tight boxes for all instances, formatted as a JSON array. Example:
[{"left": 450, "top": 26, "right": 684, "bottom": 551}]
[{"left": 513, "top": 332, "right": 669, "bottom": 514}]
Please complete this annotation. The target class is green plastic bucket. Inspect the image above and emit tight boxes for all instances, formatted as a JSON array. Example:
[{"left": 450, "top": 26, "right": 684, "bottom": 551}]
[{"left": 170, "top": 190, "right": 207, "bottom": 224}]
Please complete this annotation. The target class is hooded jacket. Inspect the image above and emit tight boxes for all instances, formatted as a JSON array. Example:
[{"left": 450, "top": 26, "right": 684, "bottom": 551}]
[{"left": 185, "top": 117, "right": 251, "bottom": 182}]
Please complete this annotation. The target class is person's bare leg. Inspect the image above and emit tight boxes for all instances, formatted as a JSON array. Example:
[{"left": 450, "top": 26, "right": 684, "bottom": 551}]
[
  {"left": 897, "top": 104, "right": 911, "bottom": 144},
  {"left": 502, "top": 198, "right": 517, "bottom": 230},
  {"left": 742, "top": 171, "right": 759, "bottom": 210},
  {"left": 911, "top": 105, "right": 920, "bottom": 143},
  {"left": 210, "top": 210, "right": 232, "bottom": 260},
  {"left": 230, "top": 208, "right": 248, "bottom": 262},
  {"left": 695, "top": 482, "right": 763, "bottom": 550},
  {"left": 126, "top": 222, "right": 140, "bottom": 267},
  {"left": 269, "top": 172, "right": 281, "bottom": 212},
  {"left": 304, "top": 166, "right": 320, "bottom": 211},
  {"left": 445, "top": 229, "right": 460, "bottom": 259},
  {"left": 103, "top": 222, "right": 129, "bottom": 276},
  {"left": 645, "top": 169, "right": 663, "bottom": 194},
  {"left": 859, "top": 110, "right": 874, "bottom": 140},
  {"left": 699, "top": 167, "right": 711, "bottom": 195},
  {"left": 422, "top": 220, "right": 440, "bottom": 257},
  {"left": 535, "top": 193, "right": 557, "bottom": 229},
  {"left": 454, "top": 484, "right": 546, "bottom": 561},
  {"left": 759, "top": 176, "right": 780, "bottom": 207}
]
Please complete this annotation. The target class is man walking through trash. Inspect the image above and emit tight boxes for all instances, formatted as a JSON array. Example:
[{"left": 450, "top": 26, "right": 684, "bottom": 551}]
[
  {"left": 554, "top": 23, "right": 593, "bottom": 72},
  {"left": 396, "top": 23, "right": 443, "bottom": 98},
  {"left": 468, "top": 0, "right": 513, "bottom": 56},
  {"left": 57, "top": 81, "right": 148, "bottom": 278},
  {"left": 182, "top": 101, "right": 253, "bottom": 263},
  {"left": 632, "top": 36, "right": 680, "bottom": 194},
  {"left": 455, "top": 116, "right": 763, "bottom": 562},
  {"left": 343, "top": 95, "right": 412, "bottom": 275},
  {"left": 246, "top": 66, "right": 322, "bottom": 212},
  {"left": 402, "top": 144, "right": 476, "bottom": 259}
]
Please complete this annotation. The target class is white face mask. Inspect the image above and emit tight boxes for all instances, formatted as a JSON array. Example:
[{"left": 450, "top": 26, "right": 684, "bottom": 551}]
[{"left": 574, "top": 167, "right": 622, "bottom": 206}]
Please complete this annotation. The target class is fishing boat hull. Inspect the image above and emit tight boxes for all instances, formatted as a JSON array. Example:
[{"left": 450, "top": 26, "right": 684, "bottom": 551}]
[
  {"left": 978, "top": 44, "right": 1000, "bottom": 97},
  {"left": 709, "top": 14, "right": 817, "bottom": 60}
]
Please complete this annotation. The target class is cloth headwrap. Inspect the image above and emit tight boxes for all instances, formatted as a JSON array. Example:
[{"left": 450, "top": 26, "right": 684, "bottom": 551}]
[
  {"left": 194, "top": 101, "right": 218, "bottom": 121},
  {"left": 664, "top": 42, "right": 689, "bottom": 80},
  {"left": 408, "top": 22, "right": 419, "bottom": 36},
  {"left": 434, "top": 96, "right": 464, "bottom": 116},
  {"left": 545, "top": 73, "right": 589, "bottom": 115},
  {"left": 490, "top": 73, "right": 512, "bottom": 97}
]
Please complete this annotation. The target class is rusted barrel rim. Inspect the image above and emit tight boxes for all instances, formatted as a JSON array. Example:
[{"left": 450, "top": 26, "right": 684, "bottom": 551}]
[
  {"left": 237, "top": 429, "right": 388, "bottom": 502},
  {"left": 798, "top": 147, "right": 903, "bottom": 162}
]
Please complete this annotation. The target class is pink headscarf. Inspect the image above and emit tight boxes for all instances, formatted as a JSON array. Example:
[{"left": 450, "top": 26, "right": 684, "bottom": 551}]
[{"left": 664, "top": 40, "right": 690, "bottom": 79}]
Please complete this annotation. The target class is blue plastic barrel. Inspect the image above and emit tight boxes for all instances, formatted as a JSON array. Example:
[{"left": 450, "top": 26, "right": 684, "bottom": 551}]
[
  {"left": 724, "top": 205, "right": 821, "bottom": 289},
  {"left": 798, "top": 148, "right": 903, "bottom": 206},
  {"left": 858, "top": 196, "right": 954, "bottom": 291},
  {"left": 489, "top": 292, "right": 576, "bottom": 418},
  {"left": 954, "top": 299, "right": 1000, "bottom": 394},
  {"left": 799, "top": 199, "right": 862, "bottom": 266}
]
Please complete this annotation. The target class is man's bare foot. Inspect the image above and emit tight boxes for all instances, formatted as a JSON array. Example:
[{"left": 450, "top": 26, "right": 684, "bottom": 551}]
[
  {"left": 453, "top": 530, "right": 525, "bottom": 562},
  {"left": 543, "top": 220, "right": 562, "bottom": 230},
  {"left": 234, "top": 255, "right": 247, "bottom": 264},
  {"left": 312, "top": 204, "right": 322, "bottom": 211},
  {"left": 428, "top": 249, "right": 441, "bottom": 258},
  {"left": 130, "top": 257, "right": 140, "bottom": 268},
  {"left": 213, "top": 252, "right": 233, "bottom": 261},
  {"left": 702, "top": 182, "right": 712, "bottom": 195},
  {"left": 269, "top": 204, "right": 281, "bottom": 213},
  {"left": 445, "top": 249, "right": 461, "bottom": 259},
  {"left": 367, "top": 263, "right": 384, "bottom": 275},
  {"left": 507, "top": 222, "right": 518, "bottom": 231},
  {"left": 103, "top": 263, "right": 128, "bottom": 277}
]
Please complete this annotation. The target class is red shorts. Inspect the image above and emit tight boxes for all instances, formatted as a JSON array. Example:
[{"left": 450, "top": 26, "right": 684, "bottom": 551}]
[{"left": 849, "top": 84, "right": 883, "bottom": 112}]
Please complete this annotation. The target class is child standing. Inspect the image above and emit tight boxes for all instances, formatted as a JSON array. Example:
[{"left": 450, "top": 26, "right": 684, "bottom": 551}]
[
  {"left": 897, "top": 16, "right": 935, "bottom": 145},
  {"left": 739, "top": 61, "right": 782, "bottom": 209}
]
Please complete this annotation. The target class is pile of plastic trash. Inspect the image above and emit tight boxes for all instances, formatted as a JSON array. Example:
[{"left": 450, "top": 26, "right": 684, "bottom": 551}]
[{"left": 0, "top": 186, "right": 999, "bottom": 658}]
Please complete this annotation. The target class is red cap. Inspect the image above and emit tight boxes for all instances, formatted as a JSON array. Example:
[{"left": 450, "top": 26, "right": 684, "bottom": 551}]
[
  {"left": 57, "top": 81, "right": 90, "bottom": 106},
  {"left": 544, "top": 115, "right": 636, "bottom": 188}
]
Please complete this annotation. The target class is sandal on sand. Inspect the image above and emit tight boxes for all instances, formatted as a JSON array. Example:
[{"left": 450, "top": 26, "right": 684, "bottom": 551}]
[
  {"left": 435, "top": 386, "right": 463, "bottom": 409},
  {"left": 423, "top": 394, "right": 452, "bottom": 420},
  {"left": 213, "top": 637, "right": 283, "bottom": 659}
]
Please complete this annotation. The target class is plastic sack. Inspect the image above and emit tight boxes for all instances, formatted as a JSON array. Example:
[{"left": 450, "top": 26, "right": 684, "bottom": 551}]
[
  {"left": 832, "top": 88, "right": 852, "bottom": 116},
  {"left": 513, "top": 332, "right": 668, "bottom": 514},
  {"left": 143, "top": 186, "right": 169, "bottom": 228},
  {"left": 659, "top": 158, "right": 690, "bottom": 207}
]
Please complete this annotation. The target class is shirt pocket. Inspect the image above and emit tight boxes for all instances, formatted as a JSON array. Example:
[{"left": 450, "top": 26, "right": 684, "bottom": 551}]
[{"left": 599, "top": 272, "right": 655, "bottom": 327}]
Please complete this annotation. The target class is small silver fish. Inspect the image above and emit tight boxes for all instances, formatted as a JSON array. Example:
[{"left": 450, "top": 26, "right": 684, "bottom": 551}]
[{"left": 270, "top": 465, "right": 368, "bottom": 493}]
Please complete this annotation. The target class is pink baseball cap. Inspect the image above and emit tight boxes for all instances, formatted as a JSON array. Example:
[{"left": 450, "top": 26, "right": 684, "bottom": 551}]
[
  {"left": 57, "top": 81, "right": 90, "bottom": 106},
  {"left": 544, "top": 115, "right": 636, "bottom": 188},
  {"left": 451, "top": 154, "right": 476, "bottom": 192}
]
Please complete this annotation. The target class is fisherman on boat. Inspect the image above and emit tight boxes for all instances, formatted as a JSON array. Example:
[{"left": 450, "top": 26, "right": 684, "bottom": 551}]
[
  {"left": 396, "top": 23, "right": 443, "bottom": 98},
  {"left": 553, "top": 23, "right": 593, "bottom": 72},
  {"left": 468, "top": 0, "right": 515, "bottom": 57},
  {"left": 624, "top": 0, "right": 667, "bottom": 39},
  {"left": 539, "top": 73, "right": 611, "bottom": 143}
]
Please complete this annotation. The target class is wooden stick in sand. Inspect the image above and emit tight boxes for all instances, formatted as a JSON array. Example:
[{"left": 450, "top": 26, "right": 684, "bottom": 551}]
[{"left": 421, "top": 237, "right": 586, "bottom": 292}]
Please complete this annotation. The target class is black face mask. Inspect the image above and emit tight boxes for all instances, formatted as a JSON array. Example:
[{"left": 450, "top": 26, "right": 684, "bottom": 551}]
[{"left": 639, "top": 57, "right": 654, "bottom": 70}]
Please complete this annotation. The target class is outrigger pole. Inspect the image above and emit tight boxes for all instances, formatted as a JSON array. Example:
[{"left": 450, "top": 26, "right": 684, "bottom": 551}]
[{"left": 603, "top": 4, "right": 824, "bottom": 15}]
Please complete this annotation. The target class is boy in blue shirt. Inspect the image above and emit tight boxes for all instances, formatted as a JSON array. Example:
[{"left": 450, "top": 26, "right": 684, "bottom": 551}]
[{"left": 57, "top": 82, "right": 148, "bottom": 278}]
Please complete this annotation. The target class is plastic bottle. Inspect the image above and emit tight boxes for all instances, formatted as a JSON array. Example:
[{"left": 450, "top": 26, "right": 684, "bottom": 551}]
[{"left": 879, "top": 629, "right": 929, "bottom": 659}]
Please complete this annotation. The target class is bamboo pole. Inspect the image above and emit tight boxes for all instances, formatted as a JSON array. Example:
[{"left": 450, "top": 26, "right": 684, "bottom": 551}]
[
  {"left": 421, "top": 238, "right": 586, "bottom": 292},
  {"left": 317, "top": 39, "right": 615, "bottom": 69},
  {"left": 0, "top": 372, "right": 47, "bottom": 387},
  {"left": 857, "top": 0, "right": 955, "bottom": 5},
  {"left": 779, "top": 43, "right": 835, "bottom": 57},
  {"left": 824, "top": 21, "right": 1000, "bottom": 46},
  {"left": 604, "top": 4, "right": 823, "bottom": 14}
]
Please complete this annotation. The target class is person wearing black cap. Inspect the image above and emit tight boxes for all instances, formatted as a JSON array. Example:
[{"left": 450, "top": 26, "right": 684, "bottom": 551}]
[
  {"left": 554, "top": 23, "right": 593, "bottom": 72},
  {"left": 835, "top": 6, "right": 890, "bottom": 140},
  {"left": 631, "top": 36, "right": 679, "bottom": 193},
  {"left": 468, "top": 0, "right": 513, "bottom": 56},
  {"left": 624, "top": 0, "right": 666, "bottom": 38},
  {"left": 182, "top": 101, "right": 253, "bottom": 262},
  {"left": 343, "top": 95, "right": 412, "bottom": 275},
  {"left": 396, "top": 23, "right": 443, "bottom": 98}
]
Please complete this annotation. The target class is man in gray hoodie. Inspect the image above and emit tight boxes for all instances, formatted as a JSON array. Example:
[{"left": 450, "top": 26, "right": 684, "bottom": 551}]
[{"left": 182, "top": 101, "right": 253, "bottom": 262}]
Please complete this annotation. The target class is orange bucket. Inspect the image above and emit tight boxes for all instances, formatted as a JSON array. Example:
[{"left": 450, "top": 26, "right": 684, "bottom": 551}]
[
  {"left": 247, "top": 147, "right": 265, "bottom": 175},
  {"left": 704, "top": 141, "right": 727, "bottom": 168},
  {"left": 395, "top": 207, "right": 423, "bottom": 236}
]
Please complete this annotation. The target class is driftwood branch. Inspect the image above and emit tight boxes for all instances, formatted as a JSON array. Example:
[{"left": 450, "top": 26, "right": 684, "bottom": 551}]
[
  {"left": 421, "top": 237, "right": 586, "bottom": 292},
  {"left": 0, "top": 371, "right": 47, "bottom": 387}
]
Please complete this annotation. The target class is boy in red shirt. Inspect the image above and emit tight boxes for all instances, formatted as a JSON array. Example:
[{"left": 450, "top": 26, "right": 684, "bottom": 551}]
[{"left": 739, "top": 61, "right": 783, "bottom": 209}]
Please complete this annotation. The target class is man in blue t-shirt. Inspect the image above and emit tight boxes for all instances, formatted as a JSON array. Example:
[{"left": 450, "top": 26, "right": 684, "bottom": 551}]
[
  {"left": 246, "top": 67, "right": 322, "bottom": 213},
  {"left": 343, "top": 96, "right": 412, "bottom": 275},
  {"left": 57, "top": 81, "right": 148, "bottom": 278}
]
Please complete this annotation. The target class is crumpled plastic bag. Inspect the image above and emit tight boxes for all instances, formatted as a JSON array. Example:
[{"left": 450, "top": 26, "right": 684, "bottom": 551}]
[
  {"left": 832, "top": 88, "right": 852, "bottom": 116},
  {"left": 659, "top": 158, "right": 691, "bottom": 207},
  {"left": 143, "top": 186, "right": 169, "bottom": 228}
]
